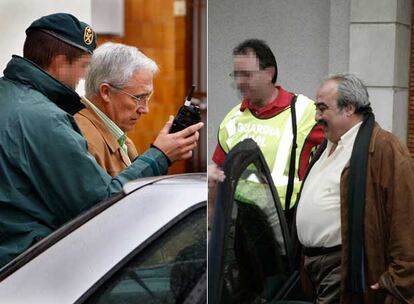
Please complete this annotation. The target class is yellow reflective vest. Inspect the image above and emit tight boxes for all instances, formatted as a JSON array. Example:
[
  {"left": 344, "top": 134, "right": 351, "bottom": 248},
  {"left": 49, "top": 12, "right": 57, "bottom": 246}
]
[{"left": 218, "top": 94, "right": 318, "bottom": 208}]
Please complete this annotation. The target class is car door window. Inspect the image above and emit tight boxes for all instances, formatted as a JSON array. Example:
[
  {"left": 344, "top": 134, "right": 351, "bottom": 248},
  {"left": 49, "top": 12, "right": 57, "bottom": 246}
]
[
  {"left": 225, "top": 164, "right": 290, "bottom": 303},
  {"left": 85, "top": 206, "right": 206, "bottom": 304},
  {"left": 209, "top": 139, "right": 292, "bottom": 304}
]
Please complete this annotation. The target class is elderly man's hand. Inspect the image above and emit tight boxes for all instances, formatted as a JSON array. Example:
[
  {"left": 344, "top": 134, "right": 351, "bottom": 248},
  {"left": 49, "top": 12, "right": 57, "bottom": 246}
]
[{"left": 153, "top": 116, "right": 203, "bottom": 162}]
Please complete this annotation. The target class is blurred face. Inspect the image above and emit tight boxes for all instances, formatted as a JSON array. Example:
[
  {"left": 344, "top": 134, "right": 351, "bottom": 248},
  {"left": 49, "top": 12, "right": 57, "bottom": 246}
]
[
  {"left": 105, "top": 69, "right": 154, "bottom": 132},
  {"left": 232, "top": 52, "right": 272, "bottom": 105},
  {"left": 56, "top": 54, "right": 91, "bottom": 89},
  {"left": 315, "top": 80, "right": 352, "bottom": 143}
]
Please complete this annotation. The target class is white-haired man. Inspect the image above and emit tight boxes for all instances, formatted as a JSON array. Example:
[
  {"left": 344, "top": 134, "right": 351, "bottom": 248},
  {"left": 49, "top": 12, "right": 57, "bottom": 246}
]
[{"left": 76, "top": 42, "right": 200, "bottom": 176}]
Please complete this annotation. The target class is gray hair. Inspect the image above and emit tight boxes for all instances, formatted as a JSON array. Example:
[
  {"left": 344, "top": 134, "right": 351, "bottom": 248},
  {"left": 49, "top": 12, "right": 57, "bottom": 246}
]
[
  {"left": 327, "top": 73, "right": 371, "bottom": 114},
  {"left": 85, "top": 42, "right": 159, "bottom": 96}
]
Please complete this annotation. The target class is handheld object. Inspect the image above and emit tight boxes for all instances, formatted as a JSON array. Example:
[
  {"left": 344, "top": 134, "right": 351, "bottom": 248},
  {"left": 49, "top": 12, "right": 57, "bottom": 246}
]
[{"left": 169, "top": 85, "right": 201, "bottom": 133}]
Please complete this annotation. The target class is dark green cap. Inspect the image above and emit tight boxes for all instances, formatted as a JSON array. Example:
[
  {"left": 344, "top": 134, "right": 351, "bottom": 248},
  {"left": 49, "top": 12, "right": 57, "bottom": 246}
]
[{"left": 26, "top": 13, "right": 96, "bottom": 54}]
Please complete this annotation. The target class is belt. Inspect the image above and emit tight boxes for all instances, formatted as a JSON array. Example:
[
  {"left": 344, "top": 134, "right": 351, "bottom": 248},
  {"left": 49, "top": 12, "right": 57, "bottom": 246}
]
[{"left": 303, "top": 245, "right": 342, "bottom": 257}]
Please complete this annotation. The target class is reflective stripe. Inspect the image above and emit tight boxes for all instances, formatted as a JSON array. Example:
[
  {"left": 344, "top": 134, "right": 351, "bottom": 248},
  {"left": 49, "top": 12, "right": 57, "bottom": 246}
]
[
  {"left": 271, "top": 95, "right": 311, "bottom": 186},
  {"left": 225, "top": 111, "right": 242, "bottom": 149},
  {"left": 246, "top": 173, "right": 260, "bottom": 183},
  {"left": 218, "top": 95, "right": 317, "bottom": 209}
]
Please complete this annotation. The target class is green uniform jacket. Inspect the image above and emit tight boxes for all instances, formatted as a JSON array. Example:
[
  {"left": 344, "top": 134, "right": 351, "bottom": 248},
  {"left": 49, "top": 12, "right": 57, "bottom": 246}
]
[{"left": 0, "top": 56, "right": 169, "bottom": 267}]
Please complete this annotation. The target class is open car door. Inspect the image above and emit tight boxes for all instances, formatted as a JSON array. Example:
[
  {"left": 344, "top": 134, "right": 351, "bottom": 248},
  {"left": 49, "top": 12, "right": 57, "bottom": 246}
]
[{"left": 208, "top": 139, "right": 311, "bottom": 304}]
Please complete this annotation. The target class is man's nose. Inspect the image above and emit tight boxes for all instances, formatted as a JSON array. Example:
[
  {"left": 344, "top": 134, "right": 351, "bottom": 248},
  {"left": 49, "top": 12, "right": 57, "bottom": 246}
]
[
  {"left": 315, "top": 109, "right": 322, "bottom": 122},
  {"left": 137, "top": 104, "right": 149, "bottom": 114},
  {"left": 236, "top": 77, "right": 247, "bottom": 87}
]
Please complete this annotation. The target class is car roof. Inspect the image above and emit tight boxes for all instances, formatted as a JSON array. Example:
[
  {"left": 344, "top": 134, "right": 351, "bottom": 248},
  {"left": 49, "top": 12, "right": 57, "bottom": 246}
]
[
  {"left": 0, "top": 173, "right": 206, "bottom": 303},
  {"left": 123, "top": 173, "right": 207, "bottom": 194}
]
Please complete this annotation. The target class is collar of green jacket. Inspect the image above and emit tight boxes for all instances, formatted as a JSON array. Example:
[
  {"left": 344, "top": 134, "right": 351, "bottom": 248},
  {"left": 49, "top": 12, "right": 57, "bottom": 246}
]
[{"left": 3, "top": 55, "right": 85, "bottom": 115}]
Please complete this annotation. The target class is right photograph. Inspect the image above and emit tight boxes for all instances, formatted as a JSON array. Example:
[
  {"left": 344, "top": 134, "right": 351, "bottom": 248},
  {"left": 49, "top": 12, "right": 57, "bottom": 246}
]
[{"left": 207, "top": 1, "right": 414, "bottom": 304}]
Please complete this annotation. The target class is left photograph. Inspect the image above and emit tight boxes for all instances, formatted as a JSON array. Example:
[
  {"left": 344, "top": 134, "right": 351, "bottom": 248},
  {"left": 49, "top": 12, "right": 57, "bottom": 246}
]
[{"left": 0, "top": 0, "right": 207, "bottom": 303}]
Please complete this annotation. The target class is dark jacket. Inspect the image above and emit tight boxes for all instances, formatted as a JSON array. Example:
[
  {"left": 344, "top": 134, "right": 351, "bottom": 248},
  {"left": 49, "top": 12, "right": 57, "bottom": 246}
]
[{"left": 0, "top": 56, "right": 168, "bottom": 267}]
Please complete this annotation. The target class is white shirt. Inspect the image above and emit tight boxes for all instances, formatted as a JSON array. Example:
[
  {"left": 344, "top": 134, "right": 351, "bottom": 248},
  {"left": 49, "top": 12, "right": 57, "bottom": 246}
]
[{"left": 296, "top": 121, "right": 362, "bottom": 247}]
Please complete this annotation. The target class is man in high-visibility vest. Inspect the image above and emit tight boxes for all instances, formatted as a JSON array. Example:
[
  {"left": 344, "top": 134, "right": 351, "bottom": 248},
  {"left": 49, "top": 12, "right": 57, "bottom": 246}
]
[{"left": 210, "top": 39, "right": 324, "bottom": 218}]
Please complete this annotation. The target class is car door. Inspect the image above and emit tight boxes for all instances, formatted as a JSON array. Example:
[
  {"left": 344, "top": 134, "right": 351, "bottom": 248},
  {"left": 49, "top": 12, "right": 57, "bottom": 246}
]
[
  {"left": 208, "top": 139, "right": 310, "bottom": 304},
  {"left": 79, "top": 203, "right": 206, "bottom": 304},
  {"left": 0, "top": 174, "right": 207, "bottom": 304}
]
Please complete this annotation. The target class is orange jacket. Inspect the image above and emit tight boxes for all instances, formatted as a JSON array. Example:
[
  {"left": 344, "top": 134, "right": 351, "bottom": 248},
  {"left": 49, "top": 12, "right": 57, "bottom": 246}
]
[{"left": 75, "top": 104, "right": 139, "bottom": 177}]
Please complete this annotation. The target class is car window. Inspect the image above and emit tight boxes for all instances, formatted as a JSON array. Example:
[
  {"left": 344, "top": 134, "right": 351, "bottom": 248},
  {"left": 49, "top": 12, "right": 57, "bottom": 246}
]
[
  {"left": 209, "top": 139, "right": 294, "bottom": 304},
  {"left": 84, "top": 207, "right": 206, "bottom": 304},
  {"left": 222, "top": 162, "right": 290, "bottom": 303}
]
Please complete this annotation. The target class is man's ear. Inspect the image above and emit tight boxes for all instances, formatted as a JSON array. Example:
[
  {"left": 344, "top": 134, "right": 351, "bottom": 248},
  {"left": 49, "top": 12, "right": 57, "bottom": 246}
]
[
  {"left": 47, "top": 55, "right": 67, "bottom": 79},
  {"left": 99, "top": 83, "right": 112, "bottom": 103},
  {"left": 265, "top": 66, "right": 275, "bottom": 83},
  {"left": 344, "top": 104, "right": 356, "bottom": 116}
]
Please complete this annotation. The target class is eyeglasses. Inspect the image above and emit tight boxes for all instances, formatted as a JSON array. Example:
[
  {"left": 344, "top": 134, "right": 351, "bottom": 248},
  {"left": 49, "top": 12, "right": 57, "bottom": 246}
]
[
  {"left": 229, "top": 70, "right": 262, "bottom": 79},
  {"left": 107, "top": 83, "right": 152, "bottom": 107}
]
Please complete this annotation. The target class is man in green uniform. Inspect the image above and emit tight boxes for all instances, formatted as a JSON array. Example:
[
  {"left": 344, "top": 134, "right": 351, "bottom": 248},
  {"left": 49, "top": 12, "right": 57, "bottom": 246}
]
[{"left": 0, "top": 13, "right": 202, "bottom": 267}]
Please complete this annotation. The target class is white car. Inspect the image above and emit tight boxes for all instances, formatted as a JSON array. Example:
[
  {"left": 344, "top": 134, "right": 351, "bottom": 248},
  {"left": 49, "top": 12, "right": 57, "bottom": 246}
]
[{"left": 0, "top": 173, "right": 207, "bottom": 304}]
